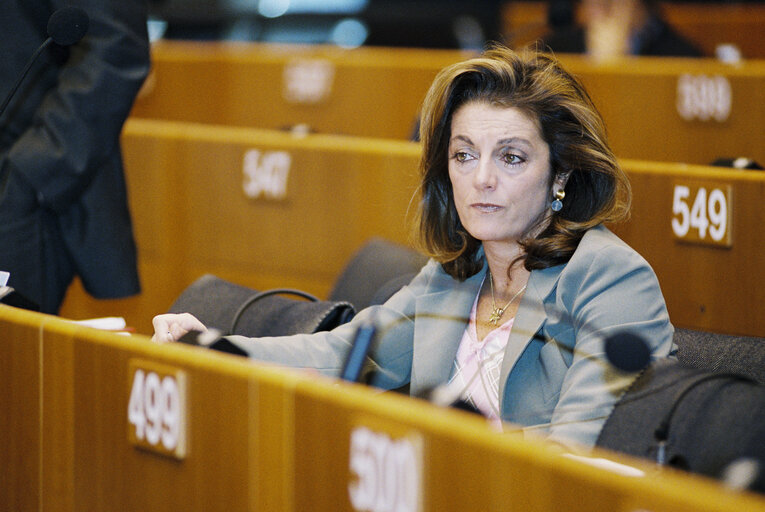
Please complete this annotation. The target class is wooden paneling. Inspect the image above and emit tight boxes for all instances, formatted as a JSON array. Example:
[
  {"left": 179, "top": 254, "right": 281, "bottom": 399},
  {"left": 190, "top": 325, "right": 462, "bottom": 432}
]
[
  {"left": 59, "top": 121, "right": 422, "bottom": 333},
  {"left": 503, "top": 2, "right": 765, "bottom": 59},
  {"left": 131, "top": 41, "right": 765, "bottom": 167},
  {"left": 3, "top": 305, "right": 764, "bottom": 511},
  {"left": 132, "top": 41, "right": 472, "bottom": 139},
  {"left": 559, "top": 55, "right": 765, "bottom": 166},
  {"left": 0, "top": 307, "right": 43, "bottom": 511},
  {"left": 663, "top": 2, "right": 765, "bottom": 59},
  {"left": 611, "top": 160, "right": 765, "bottom": 336},
  {"left": 59, "top": 120, "right": 765, "bottom": 337}
]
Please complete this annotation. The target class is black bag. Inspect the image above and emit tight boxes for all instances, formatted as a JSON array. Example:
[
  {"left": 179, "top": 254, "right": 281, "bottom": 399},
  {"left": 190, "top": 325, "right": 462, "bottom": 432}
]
[{"left": 168, "top": 274, "right": 355, "bottom": 338}]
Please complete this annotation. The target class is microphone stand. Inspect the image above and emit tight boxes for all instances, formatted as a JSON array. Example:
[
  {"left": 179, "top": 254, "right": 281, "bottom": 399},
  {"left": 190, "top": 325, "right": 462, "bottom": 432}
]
[{"left": 0, "top": 38, "right": 53, "bottom": 119}]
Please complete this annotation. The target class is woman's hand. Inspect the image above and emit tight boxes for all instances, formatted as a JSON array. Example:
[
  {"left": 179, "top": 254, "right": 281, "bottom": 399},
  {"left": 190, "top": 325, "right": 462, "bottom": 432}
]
[{"left": 152, "top": 313, "right": 208, "bottom": 343}]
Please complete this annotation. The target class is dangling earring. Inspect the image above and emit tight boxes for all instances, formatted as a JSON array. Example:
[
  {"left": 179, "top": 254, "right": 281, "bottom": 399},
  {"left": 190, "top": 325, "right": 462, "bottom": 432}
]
[{"left": 551, "top": 189, "right": 565, "bottom": 212}]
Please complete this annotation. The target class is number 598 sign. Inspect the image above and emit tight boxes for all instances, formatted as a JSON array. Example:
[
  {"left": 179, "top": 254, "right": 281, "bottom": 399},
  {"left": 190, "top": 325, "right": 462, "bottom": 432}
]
[
  {"left": 671, "top": 181, "right": 732, "bottom": 247},
  {"left": 128, "top": 360, "right": 187, "bottom": 459}
]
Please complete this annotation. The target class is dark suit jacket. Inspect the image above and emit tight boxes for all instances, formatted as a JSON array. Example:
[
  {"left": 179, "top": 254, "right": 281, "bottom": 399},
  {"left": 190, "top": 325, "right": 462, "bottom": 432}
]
[{"left": 0, "top": 0, "right": 150, "bottom": 312}]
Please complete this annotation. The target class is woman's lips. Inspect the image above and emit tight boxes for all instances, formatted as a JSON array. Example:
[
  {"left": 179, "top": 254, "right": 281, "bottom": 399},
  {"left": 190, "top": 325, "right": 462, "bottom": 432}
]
[{"left": 472, "top": 203, "right": 503, "bottom": 213}]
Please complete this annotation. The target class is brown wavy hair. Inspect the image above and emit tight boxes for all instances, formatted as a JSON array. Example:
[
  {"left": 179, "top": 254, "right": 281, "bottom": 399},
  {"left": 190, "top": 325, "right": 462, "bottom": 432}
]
[{"left": 415, "top": 45, "right": 630, "bottom": 280}]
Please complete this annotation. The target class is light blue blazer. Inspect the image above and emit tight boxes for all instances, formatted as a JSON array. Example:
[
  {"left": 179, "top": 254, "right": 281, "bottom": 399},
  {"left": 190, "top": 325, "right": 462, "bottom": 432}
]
[{"left": 227, "top": 225, "right": 674, "bottom": 448}]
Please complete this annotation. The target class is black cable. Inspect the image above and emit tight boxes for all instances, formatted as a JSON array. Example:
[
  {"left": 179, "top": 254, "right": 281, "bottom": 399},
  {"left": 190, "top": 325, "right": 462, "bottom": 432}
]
[
  {"left": 0, "top": 39, "right": 52, "bottom": 118},
  {"left": 229, "top": 288, "right": 319, "bottom": 335},
  {"left": 653, "top": 371, "right": 755, "bottom": 465}
]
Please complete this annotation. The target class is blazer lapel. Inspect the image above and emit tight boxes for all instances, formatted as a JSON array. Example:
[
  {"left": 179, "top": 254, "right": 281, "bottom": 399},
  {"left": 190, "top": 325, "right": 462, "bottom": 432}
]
[
  {"left": 498, "top": 264, "right": 564, "bottom": 400},
  {"left": 410, "top": 266, "right": 486, "bottom": 396}
]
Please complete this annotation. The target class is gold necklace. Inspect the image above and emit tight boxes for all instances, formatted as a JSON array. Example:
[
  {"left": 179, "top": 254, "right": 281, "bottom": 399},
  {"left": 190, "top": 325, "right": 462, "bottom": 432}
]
[{"left": 488, "top": 271, "right": 527, "bottom": 326}]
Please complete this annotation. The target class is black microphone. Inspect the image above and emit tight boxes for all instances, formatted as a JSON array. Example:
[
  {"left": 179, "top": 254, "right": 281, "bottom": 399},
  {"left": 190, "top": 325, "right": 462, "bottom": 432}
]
[
  {"left": 340, "top": 321, "right": 377, "bottom": 383},
  {"left": 0, "top": 6, "right": 90, "bottom": 119},
  {"left": 604, "top": 331, "right": 652, "bottom": 373},
  {"left": 529, "top": 330, "right": 652, "bottom": 374},
  {"left": 177, "top": 320, "right": 380, "bottom": 384},
  {"left": 48, "top": 6, "right": 90, "bottom": 46}
]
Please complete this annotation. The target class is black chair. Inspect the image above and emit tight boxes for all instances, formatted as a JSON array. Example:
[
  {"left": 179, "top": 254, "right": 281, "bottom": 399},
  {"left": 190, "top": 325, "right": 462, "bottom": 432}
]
[
  {"left": 168, "top": 274, "right": 354, "bottom": 338},
  {"left": 166, "top": 238, "right": 426, "bottom": 338},
  {"left": 596, "top": 328, "right": 765, "bottom": 493},
  {"left": 673, "top": 327, "right": 765, "bottom": 385},
  {"left": 328, "top": 237, "right": 428, "bottom": 311}
]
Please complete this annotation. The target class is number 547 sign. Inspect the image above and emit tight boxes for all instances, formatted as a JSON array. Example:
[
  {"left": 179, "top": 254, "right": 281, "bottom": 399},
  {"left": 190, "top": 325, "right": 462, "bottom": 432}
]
[{"left": 671, "top": 180, "right": 732, "bottom": 247}]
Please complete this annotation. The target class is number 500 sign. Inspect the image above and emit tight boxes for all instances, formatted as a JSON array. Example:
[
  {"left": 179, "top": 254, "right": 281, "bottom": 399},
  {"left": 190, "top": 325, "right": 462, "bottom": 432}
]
[{"left": 671, "top": 181, "right": 732, "bottom": 247}]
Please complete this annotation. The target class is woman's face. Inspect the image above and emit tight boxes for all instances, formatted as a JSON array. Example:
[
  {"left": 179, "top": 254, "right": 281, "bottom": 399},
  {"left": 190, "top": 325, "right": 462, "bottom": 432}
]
[{"left": 448, "top": 101, "right": 560, "bottom": 246}]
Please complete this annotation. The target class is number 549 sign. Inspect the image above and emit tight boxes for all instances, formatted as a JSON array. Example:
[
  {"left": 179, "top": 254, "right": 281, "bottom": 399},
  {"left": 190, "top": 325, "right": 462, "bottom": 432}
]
[{"left": 671, "top": 180, "right": 732, "bottom": 247}]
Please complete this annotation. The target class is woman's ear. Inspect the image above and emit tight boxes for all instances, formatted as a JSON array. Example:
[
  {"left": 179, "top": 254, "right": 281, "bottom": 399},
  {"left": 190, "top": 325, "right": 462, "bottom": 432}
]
[{"left": 552, "top": 172, "right": 570, "bottom": 193}]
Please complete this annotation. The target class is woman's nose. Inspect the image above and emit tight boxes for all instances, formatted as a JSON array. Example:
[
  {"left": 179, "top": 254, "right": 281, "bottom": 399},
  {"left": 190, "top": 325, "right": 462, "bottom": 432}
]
[{"left": 474, "top": 158, "right": 497, "bottom": 189}]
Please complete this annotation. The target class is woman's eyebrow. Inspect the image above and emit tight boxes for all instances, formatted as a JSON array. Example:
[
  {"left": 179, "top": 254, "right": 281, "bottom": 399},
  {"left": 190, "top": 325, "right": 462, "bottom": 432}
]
[
  {"left": 449, "top": 135, "right": 474, "bottom": 146},
  {"left": 497, "top": 137, "right": 532, "bottom": 148},
  {"left": 449, "top": 135, "right": 534, "bottom": 149}
]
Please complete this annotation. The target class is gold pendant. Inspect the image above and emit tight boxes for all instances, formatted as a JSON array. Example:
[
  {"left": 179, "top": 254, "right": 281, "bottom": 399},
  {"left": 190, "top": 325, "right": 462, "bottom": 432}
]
[{"left": 488, "top": 307, "right": 504, "bottom": 326}]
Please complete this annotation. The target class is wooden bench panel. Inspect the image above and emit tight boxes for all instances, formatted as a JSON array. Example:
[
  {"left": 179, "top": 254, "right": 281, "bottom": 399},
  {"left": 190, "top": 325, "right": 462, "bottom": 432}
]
[
  {"left": 3, "top": 305, "right": 764, "bottom": 511},
  {"left": 59, "top": 120, "right": 765, "bottom": 337}
]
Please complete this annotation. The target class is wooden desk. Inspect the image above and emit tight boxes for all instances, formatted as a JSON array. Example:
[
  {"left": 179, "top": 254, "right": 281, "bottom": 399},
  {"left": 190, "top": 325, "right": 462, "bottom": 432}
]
[
  {"left": 132, "top": 41, "right": 765, "bottom": 167},
  {"left": 503, "top": 2, "right": 765, "bottom": 59},
  {"left": 612, "top": 160, "right": 765, "bottom": 337},
  {"left": 3, "top": 305, "right": 764, "bottom": 511},
  {"left": 663, "top": 2, "right": 765, "bottom": 59},
  {"left": 59, "top": 120, "right": 765, "bottom": 337},
  {"left": 132, "top": 41, "right": 472, "bottom": 139},
  {"left": 558, "top": 55, "right": 765, "bottom": 166}
]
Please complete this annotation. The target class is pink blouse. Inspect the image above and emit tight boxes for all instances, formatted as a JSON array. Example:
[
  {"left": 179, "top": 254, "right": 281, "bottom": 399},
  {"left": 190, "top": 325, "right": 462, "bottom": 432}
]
[{"left": 447, "top": 291, "right": 514, "bottom": 426}]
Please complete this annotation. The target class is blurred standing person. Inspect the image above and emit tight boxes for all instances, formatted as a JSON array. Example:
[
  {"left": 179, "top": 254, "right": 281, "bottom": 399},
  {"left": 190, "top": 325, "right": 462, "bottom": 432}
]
[
  {"left": 0, "top": 1, "right": 150, "bottom": 313},
  {"left": 541, "top": 0, "right": 702, "bottom": 59}
]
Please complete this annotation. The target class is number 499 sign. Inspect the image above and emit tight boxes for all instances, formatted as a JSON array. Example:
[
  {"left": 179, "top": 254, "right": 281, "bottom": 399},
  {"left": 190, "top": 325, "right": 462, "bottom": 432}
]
[
  {"left": 128, "top": 360, "right": 187, "bottom": 459},
  {"left": 671, "top": 180, "right": 732, "bottom": 247}
]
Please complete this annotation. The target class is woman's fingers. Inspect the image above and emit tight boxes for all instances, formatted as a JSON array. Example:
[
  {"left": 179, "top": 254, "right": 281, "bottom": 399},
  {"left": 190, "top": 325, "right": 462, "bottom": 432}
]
[{"left": 152, "top": 313, "right": 207, "bottom": 343}]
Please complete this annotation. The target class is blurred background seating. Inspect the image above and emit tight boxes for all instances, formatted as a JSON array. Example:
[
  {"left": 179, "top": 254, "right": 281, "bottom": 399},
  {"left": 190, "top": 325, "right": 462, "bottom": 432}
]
[{"left": 146, "top": 1, "right": 765, "bottom": 59}]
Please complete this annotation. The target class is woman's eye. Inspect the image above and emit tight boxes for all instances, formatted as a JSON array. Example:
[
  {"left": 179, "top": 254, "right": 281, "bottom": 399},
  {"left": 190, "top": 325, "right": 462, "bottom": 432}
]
[
  {"left": 452, "top": 151, "right": 472, "bottom": 163},
  {"left": 500, "top": 152, "right": 524, "bottom": 165}
]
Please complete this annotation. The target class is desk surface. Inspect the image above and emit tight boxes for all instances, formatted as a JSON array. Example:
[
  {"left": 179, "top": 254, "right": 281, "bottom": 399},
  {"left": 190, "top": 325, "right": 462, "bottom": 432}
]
[{"left": 3, "top": 305, "right": 764, "bottom": 511}]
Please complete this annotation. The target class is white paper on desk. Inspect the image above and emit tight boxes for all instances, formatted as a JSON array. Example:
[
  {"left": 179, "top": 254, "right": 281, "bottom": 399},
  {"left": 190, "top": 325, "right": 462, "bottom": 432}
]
[
  {"left": 562, "top": 453, "right": 645, "bottom": 477},
  {"left": 70, "top": 317, "right": 127, "bottom": 331},
  {"left": 0, "top": 271, "right": 9, "bottom": 287}
]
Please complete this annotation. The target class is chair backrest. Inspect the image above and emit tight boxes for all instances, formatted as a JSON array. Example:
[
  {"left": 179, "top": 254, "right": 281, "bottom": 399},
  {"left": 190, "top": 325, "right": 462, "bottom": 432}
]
[
  {"left": 168, "top": 274, "right": 354, "bottom": 338},
  {"left": 328, "top": 238, "right": 428, "bottom": 311},
  {"left": 596, "top": 359, "right": 765, "bottom": 491},
  {"left": 597, "top": 327, "right": 765, "bottom": 492},
  {"left": 673, "top": 327, "right": 765, "bottom": 385}
]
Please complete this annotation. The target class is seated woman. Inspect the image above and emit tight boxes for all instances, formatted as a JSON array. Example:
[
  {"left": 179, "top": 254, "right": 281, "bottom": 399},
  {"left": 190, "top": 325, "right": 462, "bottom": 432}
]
[{"left": 152, "top": 46, "right": 674, "bottom": 449}]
